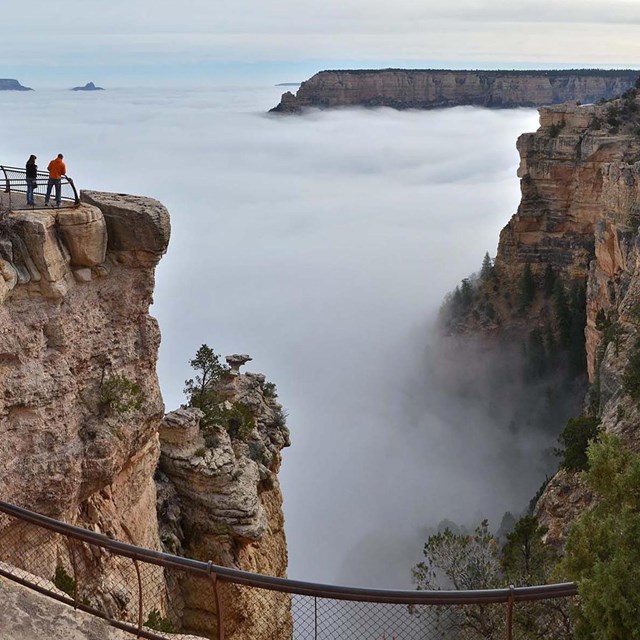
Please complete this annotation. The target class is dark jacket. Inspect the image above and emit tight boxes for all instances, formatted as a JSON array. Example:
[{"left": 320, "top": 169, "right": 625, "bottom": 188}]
[{"left": 26, "top": 160, "right": 37, "bottom": 179}]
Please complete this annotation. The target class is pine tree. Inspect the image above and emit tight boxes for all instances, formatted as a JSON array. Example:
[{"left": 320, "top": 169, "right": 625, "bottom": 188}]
[
  {"left": 553, "top": 279, "right": 571, "bottom": 347},
  {"left": 480, "top": 252, "right": 493, "bottom": 281},
  {"left": 543, "top": 264, "right": 556, "bottom": 298},
  {"left": 183, "top": 344, "right": 229, "bottom": 426},
  {"left": 502, "top": 516, "right": 558, "bottom": 585},
  {"left": 518, "top": 262, "right": 536, "bottom": 311},
  {"left": 568, "top": 283, "right": 587, "bottom": 376},
  {"left": 561, "top": 435, "right": 640, "bottom": 639}
]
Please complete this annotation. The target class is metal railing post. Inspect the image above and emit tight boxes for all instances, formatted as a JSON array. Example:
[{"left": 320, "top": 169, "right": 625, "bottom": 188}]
[
  {"left": 68, "top": 539, "right": 79, "bottom": 609},
  {"left": 1, "top": 166, "right": 9, "bottom": 193},
  {"left": 133, "top": 557, "right": 144, "bottom": 638},
  {"left": 506, "top": 584, "right": 514, "bottom": 640},
  {"left": 314, "top": 596, "right": 318, "bottom": 640},
  {"left": 67, "top": 176, "right": 80, "bottom": 205},
  {"left": 209, "top": 561, "right": 225, "bottom": 640}
]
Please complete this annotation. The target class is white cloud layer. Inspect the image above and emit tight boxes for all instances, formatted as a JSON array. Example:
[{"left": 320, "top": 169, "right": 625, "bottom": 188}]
[{"left": 2, "top": 86, "right": 547, "bottom": 587}]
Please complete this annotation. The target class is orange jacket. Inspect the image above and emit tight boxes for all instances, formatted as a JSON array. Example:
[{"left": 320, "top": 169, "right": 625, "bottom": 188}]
[{"left": 48, "top": 158, "right": 66, "bottom": 179}]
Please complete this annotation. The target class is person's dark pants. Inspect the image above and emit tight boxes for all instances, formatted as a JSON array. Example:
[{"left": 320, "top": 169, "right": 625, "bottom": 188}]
[
  {"left": 26, "top": 180, "right": 35, "bottom": 205},
  {"left": 45, "top": 178, "right": 61, "bottom": 205}
]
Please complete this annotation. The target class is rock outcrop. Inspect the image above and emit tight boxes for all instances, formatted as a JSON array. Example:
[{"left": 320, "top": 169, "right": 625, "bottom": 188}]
[
  {"left": 0, "top": 79, "right": 32, "bottom": 91},
  {"left": 0, "top": 191, "right": 170, "bottom": 618},
  {"left": 157, "top": 358, "right": 291, "bottom": 639},
  {"left": 271, "top": 69, "right": 639, "bottom": 112}
]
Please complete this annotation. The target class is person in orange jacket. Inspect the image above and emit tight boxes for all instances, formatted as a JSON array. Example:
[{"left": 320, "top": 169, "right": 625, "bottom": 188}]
[{"left": 44, "top": 153, "right": 67, "bottom": 208}]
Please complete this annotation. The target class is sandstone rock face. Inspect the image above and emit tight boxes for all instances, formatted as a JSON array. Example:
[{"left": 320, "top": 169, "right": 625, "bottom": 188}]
[
  {"left": 271, "top": 69, "right": 639, "bottom": 112},
  {"left": 158, "top": 365, "right": 291, "bottom": 639},
  {"left": 81, "top": 191, "right": 170, "bottom": 267},
  {"left": 56, "top": 205, "right": 107, "bottom": 267},
  {"left": 0, "top": 192, "right": 170, "bottom": 620}
]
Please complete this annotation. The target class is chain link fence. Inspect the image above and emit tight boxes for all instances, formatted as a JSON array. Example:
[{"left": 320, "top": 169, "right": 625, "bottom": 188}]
[{"left": 0, "top": 501, "right": 578, "bottom": 640}]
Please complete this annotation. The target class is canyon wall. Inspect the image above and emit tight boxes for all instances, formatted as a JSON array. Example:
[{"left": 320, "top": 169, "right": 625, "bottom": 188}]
[
  {"left": 445, "top": 86, "right": 640, "bottom": 545},
  {"left": 271, "top": 69, "right": 639, "bottom": 112}
]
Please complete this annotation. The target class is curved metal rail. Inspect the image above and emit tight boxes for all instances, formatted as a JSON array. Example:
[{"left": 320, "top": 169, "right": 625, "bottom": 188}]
[
  {"left": 0, "top": 499, "right": 578, "bottom": 639},
  {"left": 0, "top": 164, "right": 79, "bottom": 211}
]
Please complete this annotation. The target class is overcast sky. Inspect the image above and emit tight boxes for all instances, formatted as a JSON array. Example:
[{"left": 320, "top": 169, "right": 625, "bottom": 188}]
[{"left": 2, "top": 0, "right": 639, "bottom": 86}]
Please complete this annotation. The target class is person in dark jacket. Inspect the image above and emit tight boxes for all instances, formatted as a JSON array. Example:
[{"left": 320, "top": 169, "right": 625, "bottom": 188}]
[{"left": 26, "top": 155, "right": 37, "bottom": 206}]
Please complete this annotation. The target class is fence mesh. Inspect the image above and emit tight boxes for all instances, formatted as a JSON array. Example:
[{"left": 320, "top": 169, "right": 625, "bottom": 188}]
[{"left": 0, "top": 506, "right": 578, "bottom": 640}]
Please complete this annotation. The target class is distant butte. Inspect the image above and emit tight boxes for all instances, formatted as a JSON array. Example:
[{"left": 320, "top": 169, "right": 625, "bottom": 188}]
[
  {"left": 0, "top": 79, "right": 33, "bottom": 91},
  {"left": 71, "top": 81, "right": 105, "bottom": 91}
]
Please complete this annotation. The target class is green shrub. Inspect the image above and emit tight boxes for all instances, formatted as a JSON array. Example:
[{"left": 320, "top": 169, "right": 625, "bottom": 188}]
[
  {"left": 263, "top": 381, "right": 278, "bottom": 398},
  {"left": 548, "top": 122, "right": 564, "bottom": 137},
  {"left": 53, "top": 565, "right": 75, "bottom": 597},
  {"left": 100, "top": 374, "right": 144, "bottom": 415},
  {"left": 555, "top": 416, "right": 600, "bottom": 471},
  {"left": 225, "top": 402, "right": 255, "bottom": 441},
  {"left": 273, "top": 406, "right": 288, "bottom": 429},
  {"left": 144, "top": 609, "right": 177, "bottom": 633},
  {"left": 589, "top": 116, "right": 602, "bottom": 130}
]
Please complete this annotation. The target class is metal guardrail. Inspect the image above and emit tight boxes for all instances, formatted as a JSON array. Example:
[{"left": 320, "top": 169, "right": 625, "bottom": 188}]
[
  {"left": 0, "top": 164, "right": 80, "bottom": 211},
  {"left": 0, "top": 499, "right": 578, "bottom": 639}
]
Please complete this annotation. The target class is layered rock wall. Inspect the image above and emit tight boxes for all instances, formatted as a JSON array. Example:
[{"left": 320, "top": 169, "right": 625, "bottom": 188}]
[
  {"left": 0, "top": 191, "right": 170, "bottom": 617},
  {"left": 272, "top": 69, "right": 639, "bottom": 112},
  {"left": 457, "top": 88, "right": 640, "bottom": 545}
]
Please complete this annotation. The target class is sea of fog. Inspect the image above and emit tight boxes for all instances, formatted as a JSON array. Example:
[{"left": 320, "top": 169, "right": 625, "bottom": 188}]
[{"left": 0, "top": 86, "right": 541, "bottom": 588}]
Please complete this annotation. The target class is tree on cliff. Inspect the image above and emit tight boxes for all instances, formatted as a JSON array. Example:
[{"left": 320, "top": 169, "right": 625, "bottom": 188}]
[
  {"left": 518, "top": 263, "right": 536, "bottom": 312},
  {"left": 480, "top": 252, "right": 494, "bottom": 281},
  {"left": 553, "top": 280, "right": 572, "bottom": 347},
  {"left": 411, "top": 517, "right": 566, "bottom": 638},
  {"left": 183, "top": 344, "right": 228, "bottom": 426},
  {"left": 561, "top": 434, "right": 640, "bottom": 639}
]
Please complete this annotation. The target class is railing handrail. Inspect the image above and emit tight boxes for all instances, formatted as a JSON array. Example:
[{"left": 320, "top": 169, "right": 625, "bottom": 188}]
[
  {"left": 0, "top": 499, "right": 577, "bottom": 605},
  {"left": 0, "top": 164, "right": 80, "bottom": 205}
]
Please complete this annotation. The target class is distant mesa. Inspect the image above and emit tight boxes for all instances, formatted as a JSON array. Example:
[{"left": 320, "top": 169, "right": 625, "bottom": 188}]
[
  {"left": 0, "top": 78, "right": 33, "bottom": 91},
  {"left": 275, "top": 82, "right": 301, "bottom": 87},
  {"left": 71, "top": 81, "right": 104, "bottom": 91},
  {"left": 271, "top": 68, "right": 640, "bottom": 113}
]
